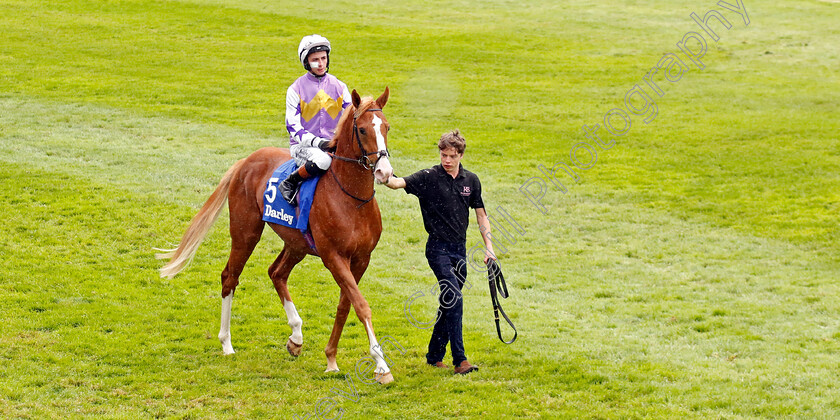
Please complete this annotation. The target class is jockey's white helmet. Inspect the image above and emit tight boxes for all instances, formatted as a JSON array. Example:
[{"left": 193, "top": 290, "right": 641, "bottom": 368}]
[{"left": 298, "top": 34, "right": 331, "bottom": 67}]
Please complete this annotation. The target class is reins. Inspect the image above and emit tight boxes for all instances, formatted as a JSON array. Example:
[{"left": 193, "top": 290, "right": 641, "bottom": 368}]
[
  {"left": 327, "top": 166, "right": 375, "bottom": 209},
  {"left": 326, "top": 106, "right": 387, "bottom": 208},
  {"left": 487, "top": 259, "right": 517, "bottom": 344}
]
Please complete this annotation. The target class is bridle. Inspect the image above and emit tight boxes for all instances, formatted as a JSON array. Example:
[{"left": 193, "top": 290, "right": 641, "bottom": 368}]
[
  {"left": 327, "top": 106, "right": 389, "bottom": 207},
  {"left": 329, "top": 107, "right": 389, "bottom": 171}
]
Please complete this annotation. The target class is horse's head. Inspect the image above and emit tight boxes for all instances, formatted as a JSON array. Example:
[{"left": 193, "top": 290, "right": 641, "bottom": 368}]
[{"left": 340, "top": 87, "right": 393, "bottom": 184}]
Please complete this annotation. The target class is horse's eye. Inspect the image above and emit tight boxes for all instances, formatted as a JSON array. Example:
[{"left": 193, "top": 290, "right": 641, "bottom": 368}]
[{"left": 359, "top": 128, "right": 367, "bottom": 135}]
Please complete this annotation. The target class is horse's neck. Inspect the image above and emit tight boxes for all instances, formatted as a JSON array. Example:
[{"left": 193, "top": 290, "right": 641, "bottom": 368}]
[
  {"left": 322, "top": 121, "right": 371, "bottom": 198},
  {"left": 323, "top": 106, "right": 375, "bottom": 202}
]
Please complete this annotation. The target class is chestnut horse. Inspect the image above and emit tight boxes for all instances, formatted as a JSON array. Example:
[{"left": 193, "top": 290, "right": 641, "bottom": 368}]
[{"left": 157, "top": 88, "right": 395, "bottom": 384}]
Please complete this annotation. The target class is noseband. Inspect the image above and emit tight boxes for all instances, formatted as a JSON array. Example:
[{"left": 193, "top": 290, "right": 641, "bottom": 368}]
[{"left": 329, "top": 107, "right": 389, "bottom": 171}]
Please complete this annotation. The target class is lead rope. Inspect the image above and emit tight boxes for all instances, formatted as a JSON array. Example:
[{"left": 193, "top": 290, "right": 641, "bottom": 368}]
[{"left": 487, "top": 259, "right": 517, "bottom": 344}]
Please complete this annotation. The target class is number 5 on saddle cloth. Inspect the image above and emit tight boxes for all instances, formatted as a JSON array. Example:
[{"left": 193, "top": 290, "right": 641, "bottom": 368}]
[{"left": 263, "top": 159, "right": 321, "bottom": 252}]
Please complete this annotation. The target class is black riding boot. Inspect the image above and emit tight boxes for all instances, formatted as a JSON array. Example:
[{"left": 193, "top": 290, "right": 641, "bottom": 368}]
[{"left": 280, "top": 162, "right": 323, "bottom": 205}]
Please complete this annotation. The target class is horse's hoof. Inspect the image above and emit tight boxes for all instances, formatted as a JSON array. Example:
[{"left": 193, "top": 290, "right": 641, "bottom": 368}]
[
  {"left": 286, "top": 339, "right": 303, "bottom": 357},
  {"left": 324, "top": 367, "right": 340, "bottom": 373},
  {"left": 375, "top": 372, "right": 394, "bottom": 385}
]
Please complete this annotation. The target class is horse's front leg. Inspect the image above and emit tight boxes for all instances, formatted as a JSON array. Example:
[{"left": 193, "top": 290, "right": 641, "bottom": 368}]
[
  {"left": 361, "top": 313, "right": 394, "bottom": 385},
  {"left": 348, "top": 255, "right": 393, "bottom": 383},
  {"left": 322, "top": 254, "right": 393, "bottom": 384}
]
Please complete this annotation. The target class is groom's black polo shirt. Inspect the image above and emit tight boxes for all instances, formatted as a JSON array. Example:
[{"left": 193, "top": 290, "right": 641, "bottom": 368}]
[{"left": 403, "top": 164, "right": 484, "bottom": 243}]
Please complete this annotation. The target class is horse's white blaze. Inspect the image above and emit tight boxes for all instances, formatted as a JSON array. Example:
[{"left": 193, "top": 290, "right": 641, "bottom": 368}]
[
  {"left": 283, "top": 299, "right": 303, "bottom": 345},
  {"left": 371, "top": 115, "right": 393, "bottom": 183},
  {"left": 219, "top": 294, "right": 235, "bottom": 355},
  {"left": 365, "top": 320, "right": 391, "bottom": 374},
  {"left": 371, "top": 115, "right": 387, "bottom": 152}
]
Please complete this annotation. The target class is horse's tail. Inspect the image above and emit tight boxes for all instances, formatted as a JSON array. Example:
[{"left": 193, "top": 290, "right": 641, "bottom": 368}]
[{"left": 156, "top": 158, "right": 246, "bottom": 279}]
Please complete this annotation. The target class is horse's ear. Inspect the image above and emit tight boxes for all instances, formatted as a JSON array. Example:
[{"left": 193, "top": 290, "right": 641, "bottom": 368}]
[
  {"left": 376, "top": 86, "right": 389, "bottom": 108},
  {"left": 351, "top": 89, "right": 361, "bottom": 108}
]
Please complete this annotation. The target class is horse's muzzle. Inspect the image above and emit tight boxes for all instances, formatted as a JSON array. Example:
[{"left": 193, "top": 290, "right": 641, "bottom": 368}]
[{"left": 373, "top": 156, "right": 393, "bottom": 184}]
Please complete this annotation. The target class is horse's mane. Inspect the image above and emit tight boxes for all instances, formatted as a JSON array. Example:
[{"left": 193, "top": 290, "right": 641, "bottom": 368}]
[{"left": 328, "top": 97, "right": 378, "bottom": 149}]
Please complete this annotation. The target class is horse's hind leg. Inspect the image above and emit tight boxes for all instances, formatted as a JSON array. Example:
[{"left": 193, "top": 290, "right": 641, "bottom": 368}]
[
  {"left": 268, "top": 246, "right": 306, "bottom": 357},
  {"left": 218, "top": 202, "right": 264, "bottom": 355},
  {"left": 324, "top": 289, "right": 351, "bottom": 372}
]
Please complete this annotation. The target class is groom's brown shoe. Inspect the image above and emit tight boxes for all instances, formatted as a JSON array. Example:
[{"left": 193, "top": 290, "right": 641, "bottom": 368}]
[{"left": 454, "top": 360, "right": 478, "bottom": 375}]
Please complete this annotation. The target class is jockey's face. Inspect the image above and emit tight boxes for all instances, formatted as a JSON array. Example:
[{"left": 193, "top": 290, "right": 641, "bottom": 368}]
[
  {"left": 439, "top": 147, "right": 463, "bottom": 177},
  {"left": 308, "top": 51, "right": 328, "bottom": 76}
]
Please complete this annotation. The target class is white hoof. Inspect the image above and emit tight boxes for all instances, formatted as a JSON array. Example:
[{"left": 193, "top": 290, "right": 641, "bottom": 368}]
[
  {"left": 220, "top": 335, "right": 235, "bottom": 355},
  {"left": 325, "top": 357, "right": 340, "bottom": 372},
  {"left": 375, "top": 372, "right": 394, "bottom": 384}
]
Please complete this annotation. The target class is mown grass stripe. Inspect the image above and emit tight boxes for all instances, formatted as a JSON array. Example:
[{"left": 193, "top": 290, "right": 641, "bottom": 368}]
[{"left": 2, "top": 0, "right": 839, "bottom": 417}]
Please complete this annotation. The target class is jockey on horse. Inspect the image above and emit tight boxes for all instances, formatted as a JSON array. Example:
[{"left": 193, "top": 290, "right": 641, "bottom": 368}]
[
  {"left": 280, "top": 34, "right": 352, "bottom": 205},
  {"left": 158, "top": 33, "right": 396, "bottom": 383}
]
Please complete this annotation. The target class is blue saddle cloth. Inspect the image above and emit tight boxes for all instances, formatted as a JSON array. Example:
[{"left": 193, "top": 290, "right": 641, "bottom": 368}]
[{"left": 262, "top": 159, "right": 320, "bottom": 233}]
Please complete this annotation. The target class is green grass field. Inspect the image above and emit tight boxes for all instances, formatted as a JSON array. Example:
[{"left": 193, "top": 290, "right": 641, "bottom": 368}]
[{"left": 2, "top": 0, "right": 839, "bottom": 418}]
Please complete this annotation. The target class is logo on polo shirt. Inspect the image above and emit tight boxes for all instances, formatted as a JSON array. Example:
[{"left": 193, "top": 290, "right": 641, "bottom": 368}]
[{"left": 460, "top": 186, "right": 471, "bottom": 196}]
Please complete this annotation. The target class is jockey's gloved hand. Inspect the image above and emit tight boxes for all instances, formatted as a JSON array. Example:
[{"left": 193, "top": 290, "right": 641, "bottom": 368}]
[{"left": 316, "top": 138, "right": 331, "bottom": 151}]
